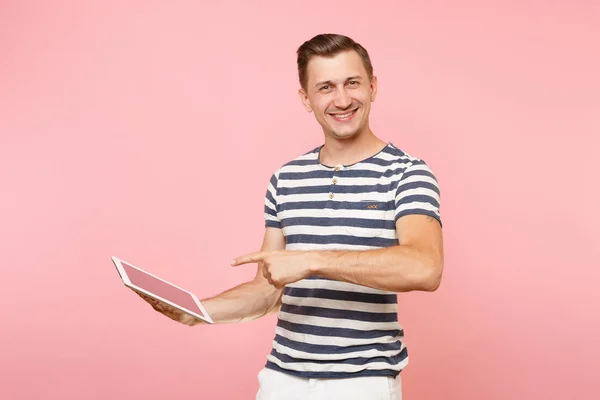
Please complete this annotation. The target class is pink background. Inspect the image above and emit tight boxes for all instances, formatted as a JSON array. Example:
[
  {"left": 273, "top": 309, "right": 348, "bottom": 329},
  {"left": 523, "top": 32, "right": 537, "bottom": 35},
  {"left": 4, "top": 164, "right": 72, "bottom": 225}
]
[{"left": 1, "top": 1, "right": 598, "bottom": 399}]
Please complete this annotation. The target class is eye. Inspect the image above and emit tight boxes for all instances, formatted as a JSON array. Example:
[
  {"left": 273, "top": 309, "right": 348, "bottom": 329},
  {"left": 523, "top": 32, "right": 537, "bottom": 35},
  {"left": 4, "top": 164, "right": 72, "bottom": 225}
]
[
  {"left": 320, "top": 85, "right": 330, "bottom": 91},
  {"left": 348, "top": 80, "right": 358, "bottom": 86}
]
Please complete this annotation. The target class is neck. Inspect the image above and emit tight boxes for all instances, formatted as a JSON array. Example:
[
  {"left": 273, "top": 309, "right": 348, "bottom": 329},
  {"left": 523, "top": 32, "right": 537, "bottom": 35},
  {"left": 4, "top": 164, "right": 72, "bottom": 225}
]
[{"left": 320, "top": 128, "right": 386, "bottom": 167}]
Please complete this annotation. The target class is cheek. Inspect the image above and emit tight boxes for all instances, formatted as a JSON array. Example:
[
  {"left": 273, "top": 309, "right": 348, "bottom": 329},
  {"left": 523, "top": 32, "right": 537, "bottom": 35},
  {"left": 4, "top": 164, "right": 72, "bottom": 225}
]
[
  {"left": 356, "top": 90, "right": 372, "bottom": 104},
  {"left": 312, "top": 99, "right": 330, "bottom": 114},
  {"left": 309, "top": 93, "right": 334, "bottom": 111}
]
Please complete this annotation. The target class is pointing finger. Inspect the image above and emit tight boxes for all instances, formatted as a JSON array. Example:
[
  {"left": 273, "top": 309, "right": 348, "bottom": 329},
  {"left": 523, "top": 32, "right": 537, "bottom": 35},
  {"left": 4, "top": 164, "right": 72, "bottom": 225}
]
[{"left": 230, "top": 252, "right": 267, "bottom": 266}]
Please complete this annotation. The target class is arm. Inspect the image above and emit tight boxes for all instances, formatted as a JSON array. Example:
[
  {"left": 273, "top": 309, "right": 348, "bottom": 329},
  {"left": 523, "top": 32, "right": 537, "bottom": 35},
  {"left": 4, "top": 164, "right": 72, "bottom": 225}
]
[
  {"left": 232, "top": 214, "right": 443, "bottom": 293},
  {"left": 309, "top": 214, "right": 444, "bottom": 292},
  {"left": 200, "top": 227, "right": 286, "bottom": 324},
  {"left": 141, "top": 227, "right": 286, "bottom": 326}
]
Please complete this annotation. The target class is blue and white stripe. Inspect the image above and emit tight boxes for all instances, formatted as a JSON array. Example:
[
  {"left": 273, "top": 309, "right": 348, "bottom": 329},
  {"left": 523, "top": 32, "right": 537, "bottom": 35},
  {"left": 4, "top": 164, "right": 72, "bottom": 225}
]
[{"left": 263, "top": 143, "right": 441, "bottom": 379}]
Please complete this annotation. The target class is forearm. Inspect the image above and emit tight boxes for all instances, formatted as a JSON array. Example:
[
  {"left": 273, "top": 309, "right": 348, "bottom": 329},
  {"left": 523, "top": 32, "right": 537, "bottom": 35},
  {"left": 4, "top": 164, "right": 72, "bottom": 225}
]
[
  {"left": 311, "top": 245, "right": 442, "bottom": 292},
  {"left": 199, "top": 279, "right": 282, "bottom": 324}
]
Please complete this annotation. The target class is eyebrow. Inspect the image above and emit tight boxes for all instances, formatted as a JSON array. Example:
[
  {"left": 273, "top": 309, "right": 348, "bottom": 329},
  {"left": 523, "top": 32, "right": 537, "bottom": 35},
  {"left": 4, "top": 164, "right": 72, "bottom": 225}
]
[{"left": 314, "top": 76, "right": 363, "bottom": 88}]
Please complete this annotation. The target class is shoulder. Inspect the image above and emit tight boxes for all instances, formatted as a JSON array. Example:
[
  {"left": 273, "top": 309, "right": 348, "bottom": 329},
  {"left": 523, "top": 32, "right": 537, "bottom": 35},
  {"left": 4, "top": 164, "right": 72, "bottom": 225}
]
[
  {"left": 281, "top": 145, "right": 322, "bottom": 169},
  {"left": 269, "top": 145, "right": 322, "bottom": 178},
  {"left": 381, "top": 143, "right": 423, "bottom": 165},
  {"left": 383, "top": 143, "right": 437, "bottom": 178},
  {"left": 380, "top": 145, "right": 440, "bottom": 196}
]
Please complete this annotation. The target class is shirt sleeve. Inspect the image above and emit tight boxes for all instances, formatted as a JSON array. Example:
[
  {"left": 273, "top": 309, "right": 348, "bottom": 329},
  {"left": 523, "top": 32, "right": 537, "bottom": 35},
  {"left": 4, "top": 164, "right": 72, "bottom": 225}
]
[
  {"left": 264, "top": 171, "right": 281, "bottom": 229},
  {"left": 394, "top": 160, "right": 442, "bottom": 226}
]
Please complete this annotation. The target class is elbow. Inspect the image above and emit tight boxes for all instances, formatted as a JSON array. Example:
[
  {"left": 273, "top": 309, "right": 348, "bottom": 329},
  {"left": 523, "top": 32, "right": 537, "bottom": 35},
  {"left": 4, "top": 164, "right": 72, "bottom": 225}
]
[{"left": 421, "top": 261, "right": 443, "bottom": 292}]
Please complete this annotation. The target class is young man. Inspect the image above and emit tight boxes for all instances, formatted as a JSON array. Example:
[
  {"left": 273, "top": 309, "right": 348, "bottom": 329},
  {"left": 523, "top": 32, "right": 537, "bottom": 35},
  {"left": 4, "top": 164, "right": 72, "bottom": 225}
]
[{"left": 142, "top": 33, "right": 443, "bottom": 399}]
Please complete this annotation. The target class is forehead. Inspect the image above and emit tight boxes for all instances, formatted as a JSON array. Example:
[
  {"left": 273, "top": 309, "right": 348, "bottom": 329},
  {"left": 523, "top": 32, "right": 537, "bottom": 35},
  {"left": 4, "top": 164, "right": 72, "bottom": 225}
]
[{"left": 305, "top": 50, "right": 368, "bottom": 86}]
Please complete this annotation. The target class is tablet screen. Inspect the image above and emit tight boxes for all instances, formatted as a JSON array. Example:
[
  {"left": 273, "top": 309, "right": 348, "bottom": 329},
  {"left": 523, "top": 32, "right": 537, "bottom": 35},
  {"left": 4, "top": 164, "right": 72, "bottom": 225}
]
[{"left": 120, "top": 261, "right": 204, "bottom": 316}]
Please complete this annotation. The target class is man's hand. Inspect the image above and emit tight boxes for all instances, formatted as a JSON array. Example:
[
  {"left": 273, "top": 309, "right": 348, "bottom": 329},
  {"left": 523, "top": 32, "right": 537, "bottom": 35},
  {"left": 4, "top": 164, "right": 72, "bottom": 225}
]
[
  {"left": 135, "top": 291, "right": 201, "bottom": 326},
  {"left": 230, "top": 214, "right": 443, "bottom": 293},
  {"left": 230, "top": 250, "right": 315, "bottom": 288}
]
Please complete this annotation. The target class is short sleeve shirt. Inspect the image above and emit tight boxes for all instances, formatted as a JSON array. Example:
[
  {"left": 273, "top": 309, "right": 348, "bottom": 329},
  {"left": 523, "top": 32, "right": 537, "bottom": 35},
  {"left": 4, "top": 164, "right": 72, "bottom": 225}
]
[{"left": 263, "top": 143, "right": 442, "bottom": 379}]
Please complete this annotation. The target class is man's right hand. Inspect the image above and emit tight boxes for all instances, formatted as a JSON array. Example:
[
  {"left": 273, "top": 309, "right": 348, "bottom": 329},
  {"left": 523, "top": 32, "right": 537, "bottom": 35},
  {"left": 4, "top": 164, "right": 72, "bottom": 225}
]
[
  {"left": 135, "top": 291, "right": 202, "bottom": 326},
  {"left": 129, "top": 227, "right": 286, "bottom": 326}
]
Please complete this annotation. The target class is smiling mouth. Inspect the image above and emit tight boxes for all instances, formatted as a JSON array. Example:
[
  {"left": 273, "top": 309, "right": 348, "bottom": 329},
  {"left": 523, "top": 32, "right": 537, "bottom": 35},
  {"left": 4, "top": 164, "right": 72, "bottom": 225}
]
[{"left": 328, "top": 109, "right": 358, "bottom": 122}]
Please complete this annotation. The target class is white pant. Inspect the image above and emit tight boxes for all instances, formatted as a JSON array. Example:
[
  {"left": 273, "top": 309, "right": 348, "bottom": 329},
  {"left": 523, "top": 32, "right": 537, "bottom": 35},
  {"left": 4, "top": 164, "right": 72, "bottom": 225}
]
[{"left": 255, "top": 367, "right": 402, "bottom": 400}]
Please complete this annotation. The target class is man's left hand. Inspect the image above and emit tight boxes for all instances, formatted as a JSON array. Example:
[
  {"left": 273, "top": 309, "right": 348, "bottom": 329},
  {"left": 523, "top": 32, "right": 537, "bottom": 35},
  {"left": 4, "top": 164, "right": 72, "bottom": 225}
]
[{"left": 231, "top": 250, "right": 316, "bottom": 288}]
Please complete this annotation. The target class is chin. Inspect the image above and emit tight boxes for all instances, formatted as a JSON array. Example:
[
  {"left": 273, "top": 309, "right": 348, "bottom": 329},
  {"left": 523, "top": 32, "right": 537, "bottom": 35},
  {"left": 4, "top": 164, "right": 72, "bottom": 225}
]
[
  {"left": 330, "top": 127, "right": 361, "bottom": 140},
  {"left": 333, "top": 132, "right": 358, "bottom": 140}
]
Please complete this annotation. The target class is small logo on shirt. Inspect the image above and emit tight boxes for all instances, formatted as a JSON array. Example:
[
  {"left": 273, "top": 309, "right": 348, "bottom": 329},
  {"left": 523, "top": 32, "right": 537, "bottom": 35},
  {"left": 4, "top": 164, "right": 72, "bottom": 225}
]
[{"left": 366, "top": 204, "right": 379, "bottom": 209}]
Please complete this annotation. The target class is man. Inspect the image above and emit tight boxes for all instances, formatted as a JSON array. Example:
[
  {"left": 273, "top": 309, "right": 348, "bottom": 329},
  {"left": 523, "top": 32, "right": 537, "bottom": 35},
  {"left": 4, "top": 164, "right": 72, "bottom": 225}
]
[{"left": 142, "top": 33, "right": 443, "bottom": 399}]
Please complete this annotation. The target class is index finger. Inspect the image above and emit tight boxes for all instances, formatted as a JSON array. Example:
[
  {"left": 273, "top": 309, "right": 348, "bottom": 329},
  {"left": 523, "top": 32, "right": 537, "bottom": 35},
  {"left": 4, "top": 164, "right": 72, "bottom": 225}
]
[{"left": 230, "top": 251, "right": 267, "bottom": 266}]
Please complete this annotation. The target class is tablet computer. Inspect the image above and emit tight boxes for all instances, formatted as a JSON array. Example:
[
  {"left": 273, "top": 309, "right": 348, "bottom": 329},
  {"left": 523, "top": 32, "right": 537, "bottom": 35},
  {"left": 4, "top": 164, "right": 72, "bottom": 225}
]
[{"left": 112, "top": 256, "right": 213, "bottom": 324}]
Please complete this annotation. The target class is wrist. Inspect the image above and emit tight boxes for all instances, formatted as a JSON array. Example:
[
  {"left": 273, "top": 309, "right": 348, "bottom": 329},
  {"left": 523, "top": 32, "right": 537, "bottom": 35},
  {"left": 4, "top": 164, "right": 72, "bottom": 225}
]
[{"left": 307, "top": 251, "right": 326, "bottom": 276}]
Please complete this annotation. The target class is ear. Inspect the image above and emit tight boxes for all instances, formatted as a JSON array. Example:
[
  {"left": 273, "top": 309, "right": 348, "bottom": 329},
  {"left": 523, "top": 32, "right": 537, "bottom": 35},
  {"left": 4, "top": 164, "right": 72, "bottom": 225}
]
[
  {"left": 369, "top": 75, "right": 378, "bottom": 102},
  {"left": 298, "top": 88, "right": 312, "bottom": 113}
]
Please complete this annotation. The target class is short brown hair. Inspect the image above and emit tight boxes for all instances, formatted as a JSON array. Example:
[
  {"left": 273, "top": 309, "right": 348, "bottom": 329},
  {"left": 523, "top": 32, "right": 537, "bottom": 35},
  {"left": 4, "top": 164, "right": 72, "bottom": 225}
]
[{"left": 296, "top": 33, "right": 374, "bottom": 90}]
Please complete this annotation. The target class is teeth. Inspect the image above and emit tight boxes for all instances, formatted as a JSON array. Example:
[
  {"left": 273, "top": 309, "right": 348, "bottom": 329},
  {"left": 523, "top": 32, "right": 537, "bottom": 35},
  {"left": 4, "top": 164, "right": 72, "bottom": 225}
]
[{"left": 331, "top": 110, "right": 355, "bottom": 118}]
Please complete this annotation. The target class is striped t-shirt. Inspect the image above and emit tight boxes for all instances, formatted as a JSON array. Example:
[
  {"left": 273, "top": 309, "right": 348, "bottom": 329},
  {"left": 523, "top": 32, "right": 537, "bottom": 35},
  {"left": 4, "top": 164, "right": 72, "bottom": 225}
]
[{"left": 263, "top": 143, "right": 442, "bottom": 379}]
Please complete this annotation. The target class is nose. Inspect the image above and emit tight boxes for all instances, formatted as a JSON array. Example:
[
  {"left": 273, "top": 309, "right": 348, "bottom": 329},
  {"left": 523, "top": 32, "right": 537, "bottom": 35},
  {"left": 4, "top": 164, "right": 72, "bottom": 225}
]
[{"left": 333, "top": 88, "right": 352, "bottom": 109}]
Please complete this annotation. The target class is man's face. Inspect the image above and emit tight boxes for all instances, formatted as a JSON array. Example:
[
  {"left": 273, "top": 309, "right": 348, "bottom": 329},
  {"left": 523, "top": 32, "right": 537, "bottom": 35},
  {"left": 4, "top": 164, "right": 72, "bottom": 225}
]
[{"left": 299, "top": 50, "right": 377, "bottom": 140}]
